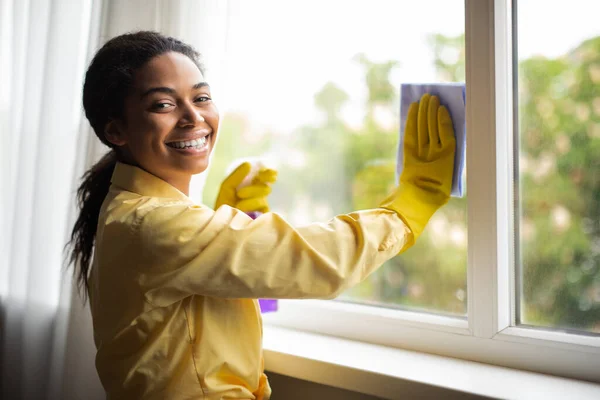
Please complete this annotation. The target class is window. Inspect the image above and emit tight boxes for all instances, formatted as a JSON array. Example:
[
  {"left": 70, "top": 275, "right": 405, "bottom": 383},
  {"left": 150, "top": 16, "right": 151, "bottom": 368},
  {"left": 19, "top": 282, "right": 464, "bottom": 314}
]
[
  {"left": 203, "top": 0, "right": 600, "bottom": 383},
  {"left": 204, "top": 0, "right": 467, "bottom": 316},
  {"left": 516, "top": 0, "right": 600, "bottom": 334}
]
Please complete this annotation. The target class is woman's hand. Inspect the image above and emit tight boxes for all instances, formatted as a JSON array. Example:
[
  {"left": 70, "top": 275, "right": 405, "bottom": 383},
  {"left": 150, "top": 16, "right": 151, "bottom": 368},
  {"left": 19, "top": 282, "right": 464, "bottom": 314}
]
[
  {"left": 214, "top": 162, "right": 278, "bottom": 213},
  {"left": 400, "top": 93, "right": 456, "bottom": 200},
  {"left": 379, "top": 93, "right": 456, "bottom": 248}
]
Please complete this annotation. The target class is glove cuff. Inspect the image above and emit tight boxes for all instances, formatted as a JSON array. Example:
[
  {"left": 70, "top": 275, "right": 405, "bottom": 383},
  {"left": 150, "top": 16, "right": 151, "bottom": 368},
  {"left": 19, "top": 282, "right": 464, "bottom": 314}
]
[{"left": 379, "top": 183, "right": 449, "bottom": 249}]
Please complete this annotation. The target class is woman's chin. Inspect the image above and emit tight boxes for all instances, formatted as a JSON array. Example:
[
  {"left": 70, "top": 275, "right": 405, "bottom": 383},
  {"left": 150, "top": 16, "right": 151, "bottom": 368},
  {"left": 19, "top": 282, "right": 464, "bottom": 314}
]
[
  {"left": 167, "top": 154, "right": 210, "bottom": 176},
  {"left": 188, "top": 159, "right": 210, "bottom": 175}
]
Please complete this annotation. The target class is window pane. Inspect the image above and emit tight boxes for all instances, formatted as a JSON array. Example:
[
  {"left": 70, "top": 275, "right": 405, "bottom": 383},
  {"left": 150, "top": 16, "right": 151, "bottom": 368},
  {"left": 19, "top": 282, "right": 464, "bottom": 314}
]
[
  {"left": 517, "top": 0, "right": 600, "bottom": 333},
  {"left": 204, "top": 0, "right": 466, "bottom": 315}
]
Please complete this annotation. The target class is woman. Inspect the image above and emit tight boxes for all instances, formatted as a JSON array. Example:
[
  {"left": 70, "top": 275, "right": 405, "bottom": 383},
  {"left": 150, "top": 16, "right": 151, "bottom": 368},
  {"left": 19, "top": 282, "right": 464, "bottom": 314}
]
[{"left": 68, "top": 31, "right": 455, "bottom": 399}]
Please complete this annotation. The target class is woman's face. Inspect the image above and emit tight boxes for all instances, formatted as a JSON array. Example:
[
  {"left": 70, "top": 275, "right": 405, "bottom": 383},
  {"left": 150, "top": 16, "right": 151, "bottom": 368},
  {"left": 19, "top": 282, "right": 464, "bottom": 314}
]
[{"left": 107, "top": 51, "right": 219, "bottom": 191}]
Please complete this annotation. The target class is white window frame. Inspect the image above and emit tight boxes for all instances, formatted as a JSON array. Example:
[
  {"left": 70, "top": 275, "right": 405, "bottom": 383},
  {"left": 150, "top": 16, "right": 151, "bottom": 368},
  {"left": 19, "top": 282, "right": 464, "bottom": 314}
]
[{"left": 263, "top": 0, "right": 600, "bottom": 383}]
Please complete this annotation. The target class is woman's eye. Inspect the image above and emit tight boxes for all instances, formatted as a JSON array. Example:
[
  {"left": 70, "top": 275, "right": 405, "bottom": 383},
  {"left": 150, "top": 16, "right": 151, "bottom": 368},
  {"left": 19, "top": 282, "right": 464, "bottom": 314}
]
[
  {"left": 152, "top": 102, "right": 174, "bottom": 110},
  {"left": 195, "top": 96, "right": 211, "bottom": 103}
]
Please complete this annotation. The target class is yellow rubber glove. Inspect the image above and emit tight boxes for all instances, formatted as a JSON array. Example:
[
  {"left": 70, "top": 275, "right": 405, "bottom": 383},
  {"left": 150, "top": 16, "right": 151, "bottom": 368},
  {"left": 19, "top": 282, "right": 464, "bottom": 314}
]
[
  {"left": 214, "top": 162, "right": 278, "bottom": 213},
  {"left": 380, "top": 93, "right": 456, "bottom": 248}
]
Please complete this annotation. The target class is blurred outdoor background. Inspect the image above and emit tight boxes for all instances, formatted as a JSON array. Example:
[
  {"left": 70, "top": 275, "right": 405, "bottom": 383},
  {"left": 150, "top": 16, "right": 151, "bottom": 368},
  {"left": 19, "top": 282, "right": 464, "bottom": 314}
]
[{"left": 201, "top": 0, "right": 600, "bottom": 333}]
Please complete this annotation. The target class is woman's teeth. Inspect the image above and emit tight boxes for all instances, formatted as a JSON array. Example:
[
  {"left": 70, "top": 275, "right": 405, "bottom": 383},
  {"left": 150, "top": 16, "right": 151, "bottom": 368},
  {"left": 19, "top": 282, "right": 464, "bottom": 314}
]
[{"left": 168, "top": 137, "right": 208, "bottom": 149}]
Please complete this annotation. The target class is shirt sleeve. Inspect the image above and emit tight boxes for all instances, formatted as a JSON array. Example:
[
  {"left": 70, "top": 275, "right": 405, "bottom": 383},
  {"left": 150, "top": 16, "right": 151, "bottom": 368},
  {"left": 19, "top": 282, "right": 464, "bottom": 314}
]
[{"left": 135, "top": 201, "right": 411, "bottom": 306}]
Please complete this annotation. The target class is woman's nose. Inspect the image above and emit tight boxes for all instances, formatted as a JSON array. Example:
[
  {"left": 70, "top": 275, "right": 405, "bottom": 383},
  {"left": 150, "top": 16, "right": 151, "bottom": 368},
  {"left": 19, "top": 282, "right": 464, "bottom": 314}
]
[{"left": 179, "top": 103, "right": 205, "bottom": 126}]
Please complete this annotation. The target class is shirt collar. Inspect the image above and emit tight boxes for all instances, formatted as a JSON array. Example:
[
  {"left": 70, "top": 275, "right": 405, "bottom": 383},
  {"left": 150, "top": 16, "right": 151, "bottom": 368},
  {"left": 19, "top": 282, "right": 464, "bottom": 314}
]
[{"left": 111, "top": 162, "right": 191, "bottom": 202}]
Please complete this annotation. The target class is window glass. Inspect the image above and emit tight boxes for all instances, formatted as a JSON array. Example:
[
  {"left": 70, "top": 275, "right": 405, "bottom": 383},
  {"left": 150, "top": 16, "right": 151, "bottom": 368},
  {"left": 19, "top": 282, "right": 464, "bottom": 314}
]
[
  {"left": 204, "top": 0, "right": 467, "bottom": 315},
  {"left": 516, "top": 0, "right": 600, "bottom": 333}
]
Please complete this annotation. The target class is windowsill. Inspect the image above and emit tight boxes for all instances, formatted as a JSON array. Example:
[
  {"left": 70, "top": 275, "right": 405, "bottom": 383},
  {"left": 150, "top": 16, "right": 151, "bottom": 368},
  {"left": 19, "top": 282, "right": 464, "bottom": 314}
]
[{"left": 262, "top": 325, "right": 600, "bottom": 400}]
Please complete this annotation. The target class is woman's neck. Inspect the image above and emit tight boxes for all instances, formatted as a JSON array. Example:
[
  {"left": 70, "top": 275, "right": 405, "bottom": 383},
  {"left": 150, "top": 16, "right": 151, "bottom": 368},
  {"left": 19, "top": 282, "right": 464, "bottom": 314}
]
[
  {"left": 163, "top": 174, "right": 191, "bottom": 196},
  {"left": 117, "top": 154, "right": 192, "bottom": 196}
]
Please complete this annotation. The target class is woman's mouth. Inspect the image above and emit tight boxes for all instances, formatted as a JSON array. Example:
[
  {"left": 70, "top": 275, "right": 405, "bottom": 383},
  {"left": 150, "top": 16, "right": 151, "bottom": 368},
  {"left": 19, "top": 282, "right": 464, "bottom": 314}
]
[{"left": 165, "top": 134, "right": 211, "bottom": 154}]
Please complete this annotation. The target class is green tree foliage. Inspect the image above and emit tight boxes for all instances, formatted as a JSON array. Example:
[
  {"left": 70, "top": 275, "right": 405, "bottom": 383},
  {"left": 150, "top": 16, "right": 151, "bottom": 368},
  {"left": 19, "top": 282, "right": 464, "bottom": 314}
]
[
  {"left": 428, "top": 34, "right": 465, "bottom": 82},
  {"left": 518, "top": 37, "right": 600, "bottom": 332}
]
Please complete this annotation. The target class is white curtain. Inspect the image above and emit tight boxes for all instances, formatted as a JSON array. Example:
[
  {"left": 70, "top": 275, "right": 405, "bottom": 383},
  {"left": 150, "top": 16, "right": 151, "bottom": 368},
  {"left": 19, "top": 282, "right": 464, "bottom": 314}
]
[
  {"left": 0, "top": 1, "right": 231, "bottom": 399},
  {"left": 0, "top": 0, "right": 103, "bottom": 398}
]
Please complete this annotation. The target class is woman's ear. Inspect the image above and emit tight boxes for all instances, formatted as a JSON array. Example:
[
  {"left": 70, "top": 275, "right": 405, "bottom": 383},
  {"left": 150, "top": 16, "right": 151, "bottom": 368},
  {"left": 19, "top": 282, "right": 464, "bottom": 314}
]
[{"left": 104, "top": 120, "right": 127, "bottom": 146}]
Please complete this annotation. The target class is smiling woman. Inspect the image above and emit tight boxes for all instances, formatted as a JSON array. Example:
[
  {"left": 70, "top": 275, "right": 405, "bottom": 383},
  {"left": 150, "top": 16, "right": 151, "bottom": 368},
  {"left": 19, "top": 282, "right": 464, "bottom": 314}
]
[{"left": 103, "top": 51, "right": 218, "bottom": 194}]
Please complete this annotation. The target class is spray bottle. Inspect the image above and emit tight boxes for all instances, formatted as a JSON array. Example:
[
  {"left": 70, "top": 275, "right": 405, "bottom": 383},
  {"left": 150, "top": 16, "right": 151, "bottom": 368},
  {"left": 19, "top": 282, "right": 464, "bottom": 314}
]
[{"left": 227, "top": 158, "right": 278, "bottom": 313}]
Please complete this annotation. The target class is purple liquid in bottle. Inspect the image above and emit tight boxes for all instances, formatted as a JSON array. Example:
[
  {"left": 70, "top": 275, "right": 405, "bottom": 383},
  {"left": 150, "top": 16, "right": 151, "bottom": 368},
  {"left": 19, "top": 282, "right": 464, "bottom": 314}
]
[
  {"left": 246, "top": 211, "right": 263, "bottom": 220},
  {"left": 258, "top": 299, "right": 278, "bottom": 313}
]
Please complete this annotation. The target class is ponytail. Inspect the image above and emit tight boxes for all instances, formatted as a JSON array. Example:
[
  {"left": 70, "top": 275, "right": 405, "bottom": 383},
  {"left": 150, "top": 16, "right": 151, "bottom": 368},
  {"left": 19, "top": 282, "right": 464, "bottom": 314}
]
[{"left": 67, "top": 150, "right": 117, "bottom": 301}]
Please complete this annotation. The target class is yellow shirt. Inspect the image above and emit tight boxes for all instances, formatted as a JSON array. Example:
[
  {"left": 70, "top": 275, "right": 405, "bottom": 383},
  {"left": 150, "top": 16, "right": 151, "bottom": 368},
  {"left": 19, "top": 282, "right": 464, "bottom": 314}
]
[{"left": 89, "top": 162, "right": 411, "bottom": 399}]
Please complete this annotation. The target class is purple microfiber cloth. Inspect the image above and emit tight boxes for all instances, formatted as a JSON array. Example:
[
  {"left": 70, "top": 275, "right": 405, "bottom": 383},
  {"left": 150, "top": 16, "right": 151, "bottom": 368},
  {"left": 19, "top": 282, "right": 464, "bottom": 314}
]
[{"left": 396, "top": 83, "right": 466, "bottom": 197}]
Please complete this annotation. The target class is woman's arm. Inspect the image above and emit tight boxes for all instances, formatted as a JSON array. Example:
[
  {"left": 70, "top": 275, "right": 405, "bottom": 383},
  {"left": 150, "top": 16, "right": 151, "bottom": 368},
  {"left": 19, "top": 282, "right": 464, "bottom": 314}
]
[{"left": 134, "top": 201, "right": 410, "bottom": 307}]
